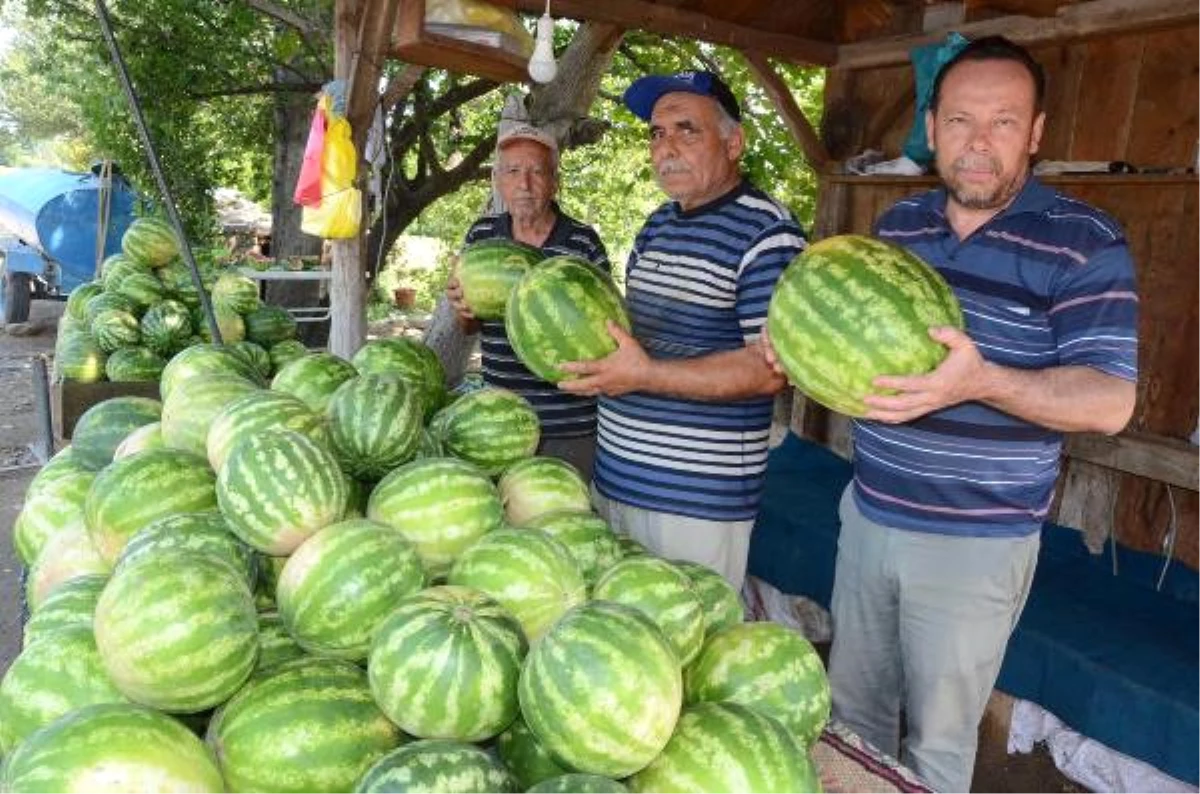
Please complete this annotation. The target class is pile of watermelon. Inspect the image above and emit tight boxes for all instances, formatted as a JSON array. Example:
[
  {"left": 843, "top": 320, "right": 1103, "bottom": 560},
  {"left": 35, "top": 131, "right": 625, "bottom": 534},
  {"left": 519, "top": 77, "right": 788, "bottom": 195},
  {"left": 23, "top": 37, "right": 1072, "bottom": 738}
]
[
  {"left": 7, "top": 329, "right": 832, "bottom": 793},
  {"left": 55, "top": 216, "right": 307, "bottom": 385}
]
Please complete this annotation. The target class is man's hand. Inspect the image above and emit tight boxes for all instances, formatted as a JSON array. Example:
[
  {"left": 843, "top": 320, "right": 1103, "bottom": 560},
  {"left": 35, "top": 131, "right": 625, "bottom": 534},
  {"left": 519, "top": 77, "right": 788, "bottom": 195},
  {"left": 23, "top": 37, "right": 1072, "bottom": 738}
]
[
  {"left": 759, "top": 326, "right": 787, "bottom": 377},
  {"left": 558, "top": 322, "right": 652, "bottom": 397},
  {"left": 445, "top": 258, "right": 481, "bottom": 333},
  {"left": 862, "top": 326, "right": 986, "bottom": 423}
]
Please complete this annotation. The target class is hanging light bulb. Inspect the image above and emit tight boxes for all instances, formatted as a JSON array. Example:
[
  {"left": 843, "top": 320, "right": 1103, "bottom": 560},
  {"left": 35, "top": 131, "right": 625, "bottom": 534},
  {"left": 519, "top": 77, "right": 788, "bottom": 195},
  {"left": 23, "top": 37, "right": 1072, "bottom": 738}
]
[{"left": 528, "top": 0, "right": 557, "bottom": 84}]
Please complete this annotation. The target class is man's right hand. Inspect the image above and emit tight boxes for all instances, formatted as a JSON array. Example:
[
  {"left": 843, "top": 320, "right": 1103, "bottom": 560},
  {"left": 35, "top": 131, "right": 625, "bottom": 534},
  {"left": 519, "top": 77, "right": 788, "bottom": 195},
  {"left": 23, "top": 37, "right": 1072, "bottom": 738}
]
[
  {"left": 445, "top": 272, "right": 481, "bottom": 333},
  {"left": 759, "top": 327, "right": 787, "bottom": 377}
]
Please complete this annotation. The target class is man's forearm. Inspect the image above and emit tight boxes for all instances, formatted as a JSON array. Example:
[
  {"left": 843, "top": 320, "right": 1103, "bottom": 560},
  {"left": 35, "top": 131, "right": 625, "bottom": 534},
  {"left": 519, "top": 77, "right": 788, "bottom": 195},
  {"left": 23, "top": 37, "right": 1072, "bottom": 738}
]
[
  {"left": 977, "top": 363, "right": 1136, "bottom": 435},
  {"left": 640, "top": 344, "right": 785, "bottom": 401}
]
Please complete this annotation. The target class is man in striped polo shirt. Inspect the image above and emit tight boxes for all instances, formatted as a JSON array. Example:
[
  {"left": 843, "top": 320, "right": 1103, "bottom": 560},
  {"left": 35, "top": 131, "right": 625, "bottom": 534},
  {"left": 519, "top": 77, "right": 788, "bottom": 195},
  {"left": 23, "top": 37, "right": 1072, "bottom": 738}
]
[
  {"left": 559, "top": 70, "right": 807, "bottom": 590},
  {"left": 447, "top": 123, "right": 609, "bottom": 477},
  {"left": 769, "top": 37, "right": 1138, "bottom": 792}
]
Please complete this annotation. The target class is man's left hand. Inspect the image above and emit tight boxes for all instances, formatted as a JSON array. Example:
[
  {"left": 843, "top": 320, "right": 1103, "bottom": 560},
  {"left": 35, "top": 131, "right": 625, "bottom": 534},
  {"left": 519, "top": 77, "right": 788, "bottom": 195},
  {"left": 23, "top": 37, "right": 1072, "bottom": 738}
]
[
  {"left": 862, "top": 326, "right": 986, "bottom": 423},
  {"left": 558, "top": 322, "right": 651, "bottom": 397}
]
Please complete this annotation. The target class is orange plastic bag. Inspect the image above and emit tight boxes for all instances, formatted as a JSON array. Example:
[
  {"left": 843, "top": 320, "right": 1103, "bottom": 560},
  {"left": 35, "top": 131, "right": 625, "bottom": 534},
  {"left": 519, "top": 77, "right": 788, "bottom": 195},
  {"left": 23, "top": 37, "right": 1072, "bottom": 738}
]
[{"left": 301, "top": 95, "right": 362, "bottom": 239}]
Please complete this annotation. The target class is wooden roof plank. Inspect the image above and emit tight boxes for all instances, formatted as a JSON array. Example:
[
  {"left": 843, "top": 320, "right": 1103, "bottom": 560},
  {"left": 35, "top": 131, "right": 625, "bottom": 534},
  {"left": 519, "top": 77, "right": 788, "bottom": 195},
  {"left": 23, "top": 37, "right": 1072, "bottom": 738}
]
[
  {"left": 742, "top": 51, "right": 832, "bottom": 172},
  {"left": 836, "top": 0, "right": 1198, "bottom": 70},
  {"left": 510, "top": 0, "right": 838, "bottom": 65}
]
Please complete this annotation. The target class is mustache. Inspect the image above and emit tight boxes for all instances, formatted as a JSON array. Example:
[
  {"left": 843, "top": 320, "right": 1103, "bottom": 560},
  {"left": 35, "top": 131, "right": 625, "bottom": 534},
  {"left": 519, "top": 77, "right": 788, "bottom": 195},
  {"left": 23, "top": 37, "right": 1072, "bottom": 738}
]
[
  {"left": 952, "top": 156, "right": 999, "bottom": 173},
  {"left": 657, "top": 159, "right": 691, "bottom": 177}
]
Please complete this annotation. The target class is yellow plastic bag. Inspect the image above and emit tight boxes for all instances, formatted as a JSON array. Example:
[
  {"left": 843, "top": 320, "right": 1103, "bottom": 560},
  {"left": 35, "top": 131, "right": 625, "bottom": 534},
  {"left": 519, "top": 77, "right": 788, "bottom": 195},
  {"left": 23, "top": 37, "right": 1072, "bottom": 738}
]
[{"left": 301, "top": 95, "right": 362, "bottom": 239}]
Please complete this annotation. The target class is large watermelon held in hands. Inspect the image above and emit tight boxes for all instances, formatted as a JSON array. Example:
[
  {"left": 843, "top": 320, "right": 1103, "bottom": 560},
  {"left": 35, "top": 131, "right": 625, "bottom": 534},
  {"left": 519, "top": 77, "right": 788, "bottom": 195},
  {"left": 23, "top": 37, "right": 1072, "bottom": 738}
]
[
  {"left": 506, "top": 254, "right": 631, "bottom": 383},
  {"left": 457, "top": 238, "right": 544, "bottom": 320},
  {"left": 766, "top": 234, "right": 963, "bottom": 417}
]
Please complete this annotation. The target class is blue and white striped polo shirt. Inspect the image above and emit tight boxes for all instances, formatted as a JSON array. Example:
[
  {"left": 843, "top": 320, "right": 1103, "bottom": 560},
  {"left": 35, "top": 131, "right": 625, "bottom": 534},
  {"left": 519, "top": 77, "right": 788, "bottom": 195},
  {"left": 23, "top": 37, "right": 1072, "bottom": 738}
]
[
  {"left": 464, "top": 207, "right": 609, "bottom": 438},
  {"left": 854, "top": 176, "right": 1139, "bottom": 538},
  {"left": 593, "top": 180, "right": 807, "bottom": 522}
]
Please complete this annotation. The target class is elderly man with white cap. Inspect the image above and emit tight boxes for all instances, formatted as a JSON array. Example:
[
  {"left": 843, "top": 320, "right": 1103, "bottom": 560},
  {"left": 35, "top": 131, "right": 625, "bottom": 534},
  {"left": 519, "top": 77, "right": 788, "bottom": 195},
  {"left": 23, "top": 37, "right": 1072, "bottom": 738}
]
[
  {"left": 558, "top": 70, "right": 808, "bottom": 590},
  {"left": 447, "top": 123, "right": 609, "bottom": 478}
]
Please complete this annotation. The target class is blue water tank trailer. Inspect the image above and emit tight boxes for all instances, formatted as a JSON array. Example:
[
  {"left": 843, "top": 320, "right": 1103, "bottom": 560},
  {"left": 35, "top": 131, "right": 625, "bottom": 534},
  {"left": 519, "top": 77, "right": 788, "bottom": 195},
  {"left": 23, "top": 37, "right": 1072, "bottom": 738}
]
[{"left": 0, "top": 166, "right": 139, "bottom": 323}]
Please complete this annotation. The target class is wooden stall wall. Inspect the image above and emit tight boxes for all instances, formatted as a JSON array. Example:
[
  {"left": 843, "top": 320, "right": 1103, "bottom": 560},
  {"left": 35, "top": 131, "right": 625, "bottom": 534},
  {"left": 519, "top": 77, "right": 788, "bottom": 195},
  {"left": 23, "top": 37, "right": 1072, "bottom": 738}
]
[{"left": 804, "top": 25, "right": 1199, "bottom": 568}]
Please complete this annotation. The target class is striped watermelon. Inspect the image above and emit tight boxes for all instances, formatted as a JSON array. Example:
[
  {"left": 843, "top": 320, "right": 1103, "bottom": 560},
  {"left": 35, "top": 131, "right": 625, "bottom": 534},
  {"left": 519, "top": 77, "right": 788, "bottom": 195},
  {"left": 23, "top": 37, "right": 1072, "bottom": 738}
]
[
  {"left": 269, "top": 339, "right": 309, "bottom": 372},
  {"left": 212, "top": 272, "right": 262, "bottom": 315},
  {"left": 499, "top": 456, "right": 590, "bottom": 525},
  {"left": 140, "top": 299, "right": 193, "bottom": 355},
  {"left": 84, "top": 448, "right": 218, "bottom": 564},
  {"left": 0, "top": 703, "right": 225, "bottom": 793},
  {"left": 685, "top": 621, "right": 831, "bottom": 748},
  {"left": 105, "top": 346, "right": 167, "bottom": 382},
  {"left": 207, "top": 657, "right": 402, "bottom": 793},
  {"left": 160, "top": 342, "right": 263, "bottom": 401},
  {"left": 91, "top": 308, "right": 141, "bottom": 352},
  {"left": 217, "top": 428, "right": 349, "bottom": 555},
  {"left": 355, "top": 739, "right": 518, "bottom": 793},
  {"left": 326, "top": 375, "right": 424, "bottom": 481},
  {"left": 351, "top": 338, "right": 447, "bottom": 421},
  {"left": 22, "top": 574, "right": 107, "bottom": 648},
  {"left": 496, "top": 714, "right": 568, "bottom": 790},
  {"left": 94, "top": 550, "right": 258, "bottom": 712},
  {"left": 54, "top": 328, "right": 106, "bottom": 383},
  {"left": 84, "top": 290, "right": 137, "bottom": 326},
  {"left": 457, "top": 238, "right": 543, "bottom": 320},
  {"left": 207, "top": 388, "right": 327, "bottom": 472},
  {"left": 115, "top": 270, "right": 168, "bottom": 310},
  {"left": 14, "top": 448, "right": 96, "bottom": 566},
  {"left": 672, "top": 559, "right": 744, "bottom": 637},
  {"left": 66, "top": 281, "right": 104, "bottom": 322},
  {"left": 448, "top": 527, "right": 585, "bottom": 641},
  {"left": 0, "top": 626, "right": 127, "bottom": 754},
  {"left": 101, "top": 256, "right": 154, "bottom": 293},
  {"left": 161, "top": 373, "right": 260, "bottom": 457},
  {"left": 112, "top": 421, "right": 164, "bottom": 459},
  {"left": 228, "top": 340, "right": 272, "bottom": 379},
  {"left": 253, "top": 553, "right": 288, "bottom": 611},
  {"left": 627, "top": 702, "right": 821, "bottom": 793},
  {"left": 368, "top": 585, "right": 526, "bottom": 741},
  {"left": 506, "top": 255, "right": 631, "bottom": 383},
  {"left": 25, "top": 526, "right": 111, "bottom": 612},
  {"left": 114, "top": 511, "right": 257, "bottom": 587},
  {"left": 767, "top": 234, "right": 964, "bottom": 417},
  {"left": 530, "top": 774, "right": 629, "bottom": 793},
  {"left": 122, "top": 216, "right": 180, "bottom": 267},
  {"left": 277, "top": 519, "right": 425, "bottom": 660},
  {"left": 518, "top": 600, "right": 682, "bottom": 777},
  {"left": 244, "top": 304, "right": 298, "bottom": 346},
  {"left": 71, "top": 396, "right": 162, "bottom": 471},
  {"left": 593, "top": 556, "right": 705, "bottom": 666},
  {"left": 195, "top": 306, "right": 247, "bottom": 344},
  {"left": 522, "top": 510, "right": 623, "bottom": 586},
  {"left": 367, "top": 457, "right": 503, "bottom": 579},
  {"left": 429, "top": 388, "right": 540, "bottom": 476},
  {"left": 271, "top": 351, "right": 359, "bottom": 413},
  {"left": 256, "top": 611, "right": 307, "bottom": 672}
]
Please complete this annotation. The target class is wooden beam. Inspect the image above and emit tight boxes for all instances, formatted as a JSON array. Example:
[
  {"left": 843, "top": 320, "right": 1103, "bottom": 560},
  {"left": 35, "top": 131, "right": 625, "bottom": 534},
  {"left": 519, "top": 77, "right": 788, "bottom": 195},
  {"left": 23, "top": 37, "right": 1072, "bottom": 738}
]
[
  {"left": 510, "top": 0, "right": 837, "bottom": 66},
  {"left": 836, "top": 0, "right": 1198, "bottom": 70},
  {"left": 1065, "top": 430, "right": 1199, "bottom": 491},
  {"left": 742, "top": 51, "right": 832, "bottom": 172}
]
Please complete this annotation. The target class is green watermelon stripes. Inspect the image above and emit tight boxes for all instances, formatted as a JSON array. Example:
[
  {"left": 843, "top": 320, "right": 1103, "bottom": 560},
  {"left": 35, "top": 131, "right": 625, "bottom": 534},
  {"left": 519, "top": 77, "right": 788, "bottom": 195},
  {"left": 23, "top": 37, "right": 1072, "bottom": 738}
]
[{"left": 767, "top": 234, "right": 963, "bottom": 417}]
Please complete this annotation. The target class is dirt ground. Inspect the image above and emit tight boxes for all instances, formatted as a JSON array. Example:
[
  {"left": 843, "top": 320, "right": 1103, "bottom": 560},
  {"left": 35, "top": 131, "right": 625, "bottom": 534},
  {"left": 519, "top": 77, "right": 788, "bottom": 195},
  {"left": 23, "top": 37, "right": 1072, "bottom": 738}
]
[{"left": 0, "top": 299, "right": 1084, "bottom": 793}]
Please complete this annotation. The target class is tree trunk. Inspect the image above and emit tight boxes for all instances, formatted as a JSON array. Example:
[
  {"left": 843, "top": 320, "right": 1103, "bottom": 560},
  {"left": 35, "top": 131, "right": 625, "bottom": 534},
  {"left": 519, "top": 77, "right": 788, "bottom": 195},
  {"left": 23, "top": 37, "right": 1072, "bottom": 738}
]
[{"left": 269, "top": 71, "right": 328, "bottom": 347}]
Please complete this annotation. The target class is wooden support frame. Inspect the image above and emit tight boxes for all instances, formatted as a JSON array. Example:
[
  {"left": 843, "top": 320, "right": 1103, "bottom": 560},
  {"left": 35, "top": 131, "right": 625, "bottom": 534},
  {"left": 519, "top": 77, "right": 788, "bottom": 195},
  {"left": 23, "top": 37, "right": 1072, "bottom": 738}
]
[
  {"left": 741, "top": 52, "right": 832, "bottom": 173},
  {"left": 836, "top": 0, "right": 1198, "bottom": 70},
  {"left": 510, "top": 0, "right": 837, "bottom": 66},
  {"left": 1065, "top": 431, "right": 1198, "bottom": 492}
]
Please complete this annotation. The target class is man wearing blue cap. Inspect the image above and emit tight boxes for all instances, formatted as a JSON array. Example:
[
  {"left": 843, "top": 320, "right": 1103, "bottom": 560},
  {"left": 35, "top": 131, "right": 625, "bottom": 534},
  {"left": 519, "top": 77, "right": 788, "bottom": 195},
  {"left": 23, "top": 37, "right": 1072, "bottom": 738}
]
[{"left": 559, "top": 70, "right": 807, "bottom": 590}]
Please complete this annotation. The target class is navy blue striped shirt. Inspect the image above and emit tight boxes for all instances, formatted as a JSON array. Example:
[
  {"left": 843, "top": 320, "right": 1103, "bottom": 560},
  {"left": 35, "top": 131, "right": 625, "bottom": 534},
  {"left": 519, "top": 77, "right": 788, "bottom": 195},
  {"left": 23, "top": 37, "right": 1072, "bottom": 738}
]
[
  {"left": 594, "top": 180, "right": 807, "bottom": 521},
  {"left": 464, "top": 207, "right": 609, "bottom": 438},
  {"left": 855, "top": 177, "right": 1139, "bottom": 537}
]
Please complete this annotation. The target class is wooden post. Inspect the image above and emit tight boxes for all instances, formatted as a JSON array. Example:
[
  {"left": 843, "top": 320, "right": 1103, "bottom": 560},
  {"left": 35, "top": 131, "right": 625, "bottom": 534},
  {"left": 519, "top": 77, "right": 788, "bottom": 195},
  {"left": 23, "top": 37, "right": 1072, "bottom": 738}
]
[
  {"left": 742, "top": 51, "right": 832, "bottom": 173},
  {"left": 329, "top": 0, "right": 400, "bottom": 359}
]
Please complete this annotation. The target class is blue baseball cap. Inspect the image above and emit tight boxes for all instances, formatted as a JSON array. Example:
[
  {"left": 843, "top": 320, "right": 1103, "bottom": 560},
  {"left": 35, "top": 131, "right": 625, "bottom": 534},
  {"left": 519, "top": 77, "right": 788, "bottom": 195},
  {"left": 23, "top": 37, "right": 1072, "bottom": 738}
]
[{"left": 623, "top": 70, "right": 742, "bottom": 123}]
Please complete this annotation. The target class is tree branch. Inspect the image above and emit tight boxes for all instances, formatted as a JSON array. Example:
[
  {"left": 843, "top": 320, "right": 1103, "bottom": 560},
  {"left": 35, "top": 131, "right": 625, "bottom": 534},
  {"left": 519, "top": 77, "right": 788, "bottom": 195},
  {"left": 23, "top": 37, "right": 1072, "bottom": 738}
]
[
  {"left": 186, "top": 82, "right": 324, "bottom": 99},
  {"left": 240, "top": 0, "right": 325, "bottom": 38}
]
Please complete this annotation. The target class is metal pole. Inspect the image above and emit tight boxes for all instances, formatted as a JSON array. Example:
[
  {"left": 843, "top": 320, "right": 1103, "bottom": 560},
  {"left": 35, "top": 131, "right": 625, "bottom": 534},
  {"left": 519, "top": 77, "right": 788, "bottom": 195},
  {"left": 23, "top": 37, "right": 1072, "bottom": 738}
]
[
  {"left": 30, "top": 355, "right": 54, "bottom": 464},
  {"left": 93, "top": 0, "right": 223, "bottom": 344}
]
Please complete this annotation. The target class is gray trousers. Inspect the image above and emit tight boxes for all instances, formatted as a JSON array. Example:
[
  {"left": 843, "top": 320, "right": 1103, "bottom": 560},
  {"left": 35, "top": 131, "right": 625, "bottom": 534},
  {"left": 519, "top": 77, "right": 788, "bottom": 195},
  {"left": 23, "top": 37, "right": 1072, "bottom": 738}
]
[
  {"left": 538, "top": 432, "right": 597, "bottom": 482},
  {"left": 829, "top": 486, "right": 1039, "bottom": 793}
]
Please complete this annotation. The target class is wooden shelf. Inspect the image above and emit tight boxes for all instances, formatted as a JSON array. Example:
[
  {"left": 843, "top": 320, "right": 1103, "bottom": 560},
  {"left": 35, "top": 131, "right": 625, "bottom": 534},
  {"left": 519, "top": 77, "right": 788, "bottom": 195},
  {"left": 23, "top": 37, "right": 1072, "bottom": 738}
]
[{"left": 390, "top": 0, "right": 530, "bottom": 84}]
